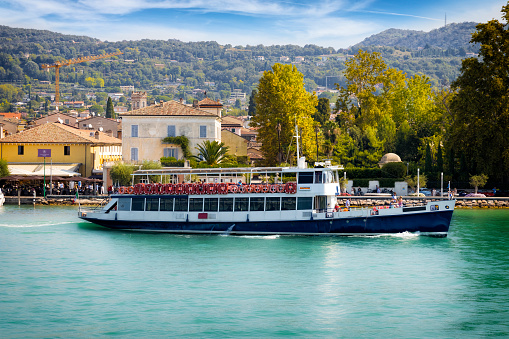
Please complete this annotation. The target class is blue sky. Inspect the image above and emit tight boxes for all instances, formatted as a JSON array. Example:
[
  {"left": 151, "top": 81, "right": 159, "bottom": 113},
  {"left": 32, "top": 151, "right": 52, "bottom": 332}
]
[{"left": 0, "top": 0, "right": 507, "bottom": 48}]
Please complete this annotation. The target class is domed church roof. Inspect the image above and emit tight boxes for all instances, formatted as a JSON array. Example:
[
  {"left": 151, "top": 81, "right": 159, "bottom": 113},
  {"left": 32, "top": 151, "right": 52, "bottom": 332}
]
[{"left": 378, "top": 153, "right": 402, "bottom": 167}]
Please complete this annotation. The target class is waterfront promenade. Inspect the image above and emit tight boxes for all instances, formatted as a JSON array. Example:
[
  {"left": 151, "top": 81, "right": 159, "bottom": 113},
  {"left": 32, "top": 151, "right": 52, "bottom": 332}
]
[{"left": 3, "top": 195, "right": 509, "bottom": 208}]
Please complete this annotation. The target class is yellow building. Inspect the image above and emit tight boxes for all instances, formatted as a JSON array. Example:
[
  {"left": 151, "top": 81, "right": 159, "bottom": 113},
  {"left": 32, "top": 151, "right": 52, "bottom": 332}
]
[
  {"left": 221, "top": 129, "right": 248, "bottom": 157},
  {"left": 0, "top": 123, "right": 122, "bottom": 177}
]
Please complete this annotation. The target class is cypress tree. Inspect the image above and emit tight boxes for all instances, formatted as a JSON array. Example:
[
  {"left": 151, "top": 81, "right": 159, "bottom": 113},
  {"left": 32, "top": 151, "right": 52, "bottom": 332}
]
[
  {"left": 106, "top": 97, "right": 115, "bottom": 119},
  {"left": 248, "top": 90, "right": 257, "bottom": 116},
  {"left": 437, "top": 143, "right": 444, "bottom": 173},
  {"left": 425, "top": 142, "right": 433, "bottom": 173}
]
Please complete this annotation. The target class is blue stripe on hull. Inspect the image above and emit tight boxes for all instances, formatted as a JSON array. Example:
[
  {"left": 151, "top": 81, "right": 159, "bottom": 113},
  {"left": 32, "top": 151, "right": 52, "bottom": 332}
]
[{"left": 82, "top": 210, "right": 453, "bottom": 236}]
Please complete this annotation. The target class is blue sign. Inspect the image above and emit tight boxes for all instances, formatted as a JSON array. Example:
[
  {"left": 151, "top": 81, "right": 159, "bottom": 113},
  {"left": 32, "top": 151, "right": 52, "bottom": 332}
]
[{"left": 38, "top": 149, "right": 51, "bottom": 157}]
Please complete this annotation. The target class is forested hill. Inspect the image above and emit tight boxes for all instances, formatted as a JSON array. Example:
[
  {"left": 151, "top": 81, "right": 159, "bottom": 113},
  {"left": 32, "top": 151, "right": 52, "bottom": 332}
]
[
  {"left": 0, "top": 23, "right": 479, "bottom": 103},
  {"left": 353, "top": 22, "right": 479, "bottom": 52}
]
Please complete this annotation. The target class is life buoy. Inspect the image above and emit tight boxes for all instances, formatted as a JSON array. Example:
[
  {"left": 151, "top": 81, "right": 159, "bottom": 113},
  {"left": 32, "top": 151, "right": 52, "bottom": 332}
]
[
  {"left": 206, "top": 183, "right": 216, "bottom": 195},
  {"left": 261, "top": 185, "right": 269, "bottom": 193},
  {"left": 253, "top": 185, "right": 261, "bottom": 193},
  {"left": 165, "top": 184, "right": 173, "bottom": 194},
  {"left": 277, "top": 184, "right": 285, "bottom": 193},
  {"left": 285, "top": 183, "right": 297, "bottom": 194},
  {"left": 269, "top": 184, "right": 277, "bottom": 193},
  {"left": 238, "top": 185, "right": 246, "bottom": 193},
  {"left": 218, "top": 183, "right": 227, "bottom": 194},
  {"left": 127, "top": 186, "right": 134, "bottom": 194},
  {"left": 133, "top": 184, "right": 141, "bottom": 195},
  {"left": 229, "top": 184, "right": 238, "bottom": 193},
  {"left": 175, "top": 183, "right": 183, "bottom": 195},
  {"left": 119, "top": 186, "right": 126, "bottom": 194},
  {"left": 195, "top": 183, "right": 204, "bottom": 195},
  {"left": 245, "top": 185, "right": 253, "bottom": 193}
]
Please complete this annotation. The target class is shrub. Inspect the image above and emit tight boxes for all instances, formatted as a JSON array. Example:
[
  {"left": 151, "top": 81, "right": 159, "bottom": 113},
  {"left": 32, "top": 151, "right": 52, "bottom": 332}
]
[{"left": 381, "top": 162, "right": 406, "bottom": 178}]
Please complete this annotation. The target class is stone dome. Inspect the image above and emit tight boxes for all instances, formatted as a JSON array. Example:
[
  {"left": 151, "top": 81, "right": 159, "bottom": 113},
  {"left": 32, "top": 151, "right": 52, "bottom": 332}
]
[{"left": 378, "top": 153, "right": 402, "bottom": 167}]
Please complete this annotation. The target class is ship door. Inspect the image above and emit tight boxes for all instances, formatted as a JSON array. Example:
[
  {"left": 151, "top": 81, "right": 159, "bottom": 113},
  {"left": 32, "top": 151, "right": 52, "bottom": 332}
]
[{"left": 314, "top": 195, "right": 327, "bottom": 213}]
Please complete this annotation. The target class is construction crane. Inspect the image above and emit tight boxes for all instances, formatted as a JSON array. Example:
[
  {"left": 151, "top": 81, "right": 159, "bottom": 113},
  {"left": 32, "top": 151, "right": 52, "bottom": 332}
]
[{"left": 41, "top": 51, "right": 123, "bottom": 104}]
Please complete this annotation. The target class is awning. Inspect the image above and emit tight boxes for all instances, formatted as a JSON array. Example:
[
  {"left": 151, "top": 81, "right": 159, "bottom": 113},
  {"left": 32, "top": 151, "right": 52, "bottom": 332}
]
[{"left": 8, "top": 163, "right": 82, "bottom": 177}]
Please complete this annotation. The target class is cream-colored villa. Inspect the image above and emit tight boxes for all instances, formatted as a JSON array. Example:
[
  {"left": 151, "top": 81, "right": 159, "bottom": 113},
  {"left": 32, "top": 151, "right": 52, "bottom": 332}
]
[{"left": 120, "top": 95, "right": 221, "bottom": 163}]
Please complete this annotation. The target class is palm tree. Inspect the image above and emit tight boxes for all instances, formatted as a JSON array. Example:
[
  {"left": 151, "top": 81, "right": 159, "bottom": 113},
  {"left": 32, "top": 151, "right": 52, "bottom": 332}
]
[{"left": 192, "top": 140, "right": 230, "bottom": 166}]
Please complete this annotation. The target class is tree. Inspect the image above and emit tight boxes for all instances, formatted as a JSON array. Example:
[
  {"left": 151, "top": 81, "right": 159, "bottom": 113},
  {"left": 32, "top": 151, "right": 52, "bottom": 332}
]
[
  {"left": 110, "top": 163, "right": 136, "bottom": 186},
  {"left": 89, "top": 104, "right": 104, "bottom": 115},
  {"left": 314, "top": 97, "right": 330, "bottom": 126},
  {"left": 0, "top": 158, "right": 10, "bottom": 178},
  {"left": 469, "top": 174, "right": 488, "bottom": 194},
  {"left": 251, "top": 63, "right": 318, "bottom": 166},
  {"left": 450, "top": 4, "right": 509, "bottom": 183},
  {"left": 425, "top": 142, "right": 433, "bottom": 173},
  {"left": 248, "top": 90, "right": 257, "bottom": 116},
  {"left": 436, "top": 143, "right": 444, "bottom": 173},
  {"left": 192, "top": 140, "right": 229, "bottom": 166},
  {"left": 106, "top": 97, "right": 114, "bottom": 118},
  {"left": 405, "top": 174, "right": 427, "bottom": 194}
]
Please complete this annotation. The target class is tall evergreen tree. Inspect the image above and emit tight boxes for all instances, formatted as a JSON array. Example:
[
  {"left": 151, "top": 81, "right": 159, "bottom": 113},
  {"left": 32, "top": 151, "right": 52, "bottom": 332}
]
[
  {"left": 314, "top": 97, "right": 330, "bottom": 127},
  {"left": 425, "top": 142, "right": 433, "bottom": 173},
  {"left": 106, "top": 97, "right": 114, "bottom": 118},
  {"left": 437, "top": 143, "right": 444, "bottom": 173},
  {"left": 248, "top": 90, "right": 257, "bottom": 116}
]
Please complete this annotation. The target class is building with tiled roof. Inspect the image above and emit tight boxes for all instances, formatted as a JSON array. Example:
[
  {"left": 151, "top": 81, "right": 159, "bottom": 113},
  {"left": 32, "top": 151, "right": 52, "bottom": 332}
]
[
  {"left": 221, "top": 116, "right": 243, "bottom": 135},
  {"left": 77, "top": 116, "right": 122, "bottom": 139},
  {"left": 0, "top": 116, "right": 23, "bottom": 138},
  {"left": 198, "top": 97, "right": 223, "bottom": 117},
  {"left": 0, "top": 122, "right": 122, "bottom": 177},
  {"left": 33, "top": 112, "right": 78, "bottom": 127},
  {"left": 120, "top": 99, "right": 221, "bottom": 163}
]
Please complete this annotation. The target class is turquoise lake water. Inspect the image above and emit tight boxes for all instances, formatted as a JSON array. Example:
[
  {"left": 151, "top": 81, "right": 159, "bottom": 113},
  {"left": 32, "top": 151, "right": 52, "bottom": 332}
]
[{"left": 0, "top": 205, "right": 508, "bottom": 338}]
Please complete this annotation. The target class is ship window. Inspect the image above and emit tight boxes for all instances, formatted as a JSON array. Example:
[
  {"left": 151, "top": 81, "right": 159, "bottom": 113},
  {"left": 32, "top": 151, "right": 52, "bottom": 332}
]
[
  {"left": 219, "top": 198, "right": 233, "bottom": 212},
  {"left": 160, "top": 197, "right": 174, "bottom": 211},
  {"left": 189, "top": 198, "right": 203, "bottom": 212},
  {"left": 266, "top": 197, "right": 280, "bottom": 211},
  {"left": 132, "top": 197, "right": 145, "bottom": 211},
  {"left": 298, "top": 172, "right": 313, "bottom": 184},
  {"left": 314, "top": 171, "right": 323, "bottom": 184},
  {"left": 250, "top": 197, "right": 265, "bottom": 211},
  {"left": 174, "top": 197, "right": 188, "bottom": 211},
  {"left": 282, "top": 197, "right": 296, "bottom": 210},
  {"left": 204, "top": 198, "right": 218, "bottom": 212},
  {"left": 146, "top": 198, "right": 159, "bottom": 211},
  {"left": 234, "top": 197, "right": 249, "bottom": 212},
  {"left": 118, "top": 198, "right": 130, "bottom": 211},
  {"left": 297, "top": 197, "right": 312, "bottom": 210}
]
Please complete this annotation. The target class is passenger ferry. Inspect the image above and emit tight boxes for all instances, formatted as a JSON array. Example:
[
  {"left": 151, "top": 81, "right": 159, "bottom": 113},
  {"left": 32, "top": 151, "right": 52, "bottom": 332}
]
[{"left": 78, "top": 159, "right": 455, "bottom": 237}]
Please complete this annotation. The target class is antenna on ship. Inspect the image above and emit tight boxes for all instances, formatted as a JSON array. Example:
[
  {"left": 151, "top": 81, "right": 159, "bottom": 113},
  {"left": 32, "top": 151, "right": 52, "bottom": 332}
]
[{"left": 294, "top": 124, "right": 300, "bottom": 165}]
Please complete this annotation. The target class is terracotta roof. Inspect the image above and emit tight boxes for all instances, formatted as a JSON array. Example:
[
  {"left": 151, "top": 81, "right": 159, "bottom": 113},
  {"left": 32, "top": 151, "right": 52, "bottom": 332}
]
[
  {"left": 221, "top": 116, "right": 243, "bottom": 126},
  {"left": 199, "top": 97, "right": 223, "bottom": 107},
  {"left": 0, "top": 122, "right": 121, "bottom": 145},
  {"left": 120, "top": 100, "right": 218, "bottom": 117},
  {"left": 240, "top": 127, "right": 257, "bottom": 136},
  {"left": 79, "top": 116, "right": 120, "bottom": 124},
  {"left": 33, "top": 112, "right": 77, "bottom": 122}
]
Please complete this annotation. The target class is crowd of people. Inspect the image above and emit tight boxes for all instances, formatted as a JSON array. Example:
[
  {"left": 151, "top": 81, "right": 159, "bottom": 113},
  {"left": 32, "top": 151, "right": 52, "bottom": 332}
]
[{"left": 0, "top": 181, "right": 104, "bottom": 196}]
